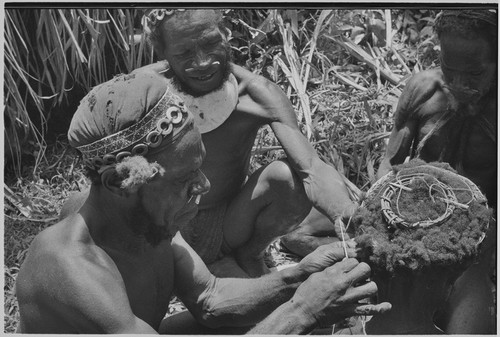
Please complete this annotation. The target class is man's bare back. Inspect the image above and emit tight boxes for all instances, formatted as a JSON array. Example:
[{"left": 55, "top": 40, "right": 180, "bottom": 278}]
[{"left": 16, "top": 214, "right": 174, "bottom": 333}]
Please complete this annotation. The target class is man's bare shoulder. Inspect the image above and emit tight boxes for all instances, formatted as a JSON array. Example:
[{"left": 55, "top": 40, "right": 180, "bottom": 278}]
[
  {"left": 132, "top": 60, "right": 169, "bottom": 75},
  {"left": 16, "top": 215, "right": 132, "bottom": 333},
  {"left": 403, "top": 68, "right": 446, "bottom": 99},
  {"left": 17, "top": 215, "right": 115, "bottom": 294},
  {"left": 231, "top": 63, "right": 297, "bottom": 123},
  {"left": 24, "top": 214, "right": 96, "bottom": 259}
]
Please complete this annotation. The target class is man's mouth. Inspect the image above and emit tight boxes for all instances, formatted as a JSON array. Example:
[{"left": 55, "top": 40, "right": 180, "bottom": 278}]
[
  {"left": 193, "top": 73, "right": 215, "bottom": 81},
  {"left": 186, "top": 61, "right": 221, "bottom": 82},
  {"left": 187, "top": 194, "right": 202, "bottom": 205}
]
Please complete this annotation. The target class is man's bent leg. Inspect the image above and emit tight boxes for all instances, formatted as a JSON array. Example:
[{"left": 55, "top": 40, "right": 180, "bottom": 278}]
[
  {"left": 207, "top": 255, "right": 250, "bottom": 278},
  {"left": 222, "top": 160, "right": 312, "bottom": 277},
  {"left": 280, "top": 207, "right": 340, "bottom": 257}
]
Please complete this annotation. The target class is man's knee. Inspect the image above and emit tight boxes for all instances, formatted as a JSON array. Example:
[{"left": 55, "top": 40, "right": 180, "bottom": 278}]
[
  {"left": 262, "top": 160, "right": 298, "bottom": 186},
  {"left": 260, "top": 160, "right": 311, "bottom": 212}
]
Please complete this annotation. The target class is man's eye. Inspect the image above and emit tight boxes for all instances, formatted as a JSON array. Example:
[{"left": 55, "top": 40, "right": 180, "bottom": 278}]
[{"left": 175, "top": 51, "right": 191, "bottom": 58}]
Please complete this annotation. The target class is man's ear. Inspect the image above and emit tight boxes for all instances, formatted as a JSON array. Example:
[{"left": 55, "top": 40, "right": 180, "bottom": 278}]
[{"left": 101, "top": 168, "right": 139, "bottom": 197}]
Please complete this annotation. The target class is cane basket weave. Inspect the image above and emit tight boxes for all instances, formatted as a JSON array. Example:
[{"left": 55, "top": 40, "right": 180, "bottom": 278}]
[
  {"left": 361, "top": 161, "right": 488, "bottom": 252},
  {"left": 367, "top": 164, "right": 487, "bottom": 230}
]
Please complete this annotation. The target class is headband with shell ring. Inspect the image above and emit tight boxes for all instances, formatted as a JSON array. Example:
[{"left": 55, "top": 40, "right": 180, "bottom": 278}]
[
  {"left": 76, "top": 91, "right": 189, "bottom": 173},
  {"left": 144, "top": 9, "right": 185, "bottom": 30}
]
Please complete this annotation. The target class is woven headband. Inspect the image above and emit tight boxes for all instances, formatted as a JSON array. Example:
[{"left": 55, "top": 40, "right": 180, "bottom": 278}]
[
  {"left": 77, "top": 90, "right": 191, "bottom": 171},
  {"left": 437, "top": 9, "right": 497, "bottom": 27}
]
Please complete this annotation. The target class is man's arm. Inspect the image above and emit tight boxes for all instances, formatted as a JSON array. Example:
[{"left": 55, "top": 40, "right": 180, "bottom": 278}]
[
  {"left": 249, "top": 259, "right": 390, "bottom": 334},
  {"left": 376, "top": 107, "right": 418, "bottom": 179},
  {"left": 377, "top": 70, "right": 445, "bottom": 179},
  {"left": 172, "top": 233, "right": 390, "bottom": 332},
  {"left": 232, "top": 64, "right": 355, "bottom": 221}
]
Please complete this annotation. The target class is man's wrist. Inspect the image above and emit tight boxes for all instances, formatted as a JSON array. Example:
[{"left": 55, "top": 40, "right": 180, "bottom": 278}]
[
  {"left": 280, "top": 262, "right": 310, "bottom": 284},
  {"left": 282, "top": 298, "right": 318, "bottom": 334},
  {"left": 249, "top": 298, "right": 318, "bottom": 335}
]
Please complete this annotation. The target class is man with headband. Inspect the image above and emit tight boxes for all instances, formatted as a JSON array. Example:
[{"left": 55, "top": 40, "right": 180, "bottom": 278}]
[
  {"left": 61, "top": 9, "right": 358, "bottom": 278},
  {"left": 377, "top": 9, "right": 497, "bottom": 333},
  {"left": 16, "top": 70, "right": 391, "bottom": 333}
]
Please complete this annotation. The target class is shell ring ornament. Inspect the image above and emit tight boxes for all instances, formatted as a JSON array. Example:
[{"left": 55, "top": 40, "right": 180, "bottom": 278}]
[
  {"left": 77, "top": 90, "right": 188, "bottom": 171},
  {"left": 145, "top": 9, "right": 185, "bottom": 29}
]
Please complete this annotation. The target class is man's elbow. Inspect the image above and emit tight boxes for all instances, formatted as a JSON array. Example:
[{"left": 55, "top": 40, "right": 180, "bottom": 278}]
[
  {"left": 192, "top": 303, "right": 227, "bottom": 329},
  {"left": 194, "top": 294, "right": 248, "bottom": 328},
  {"left": 188, "top": 279, "right": 227, "bottom": 329}
]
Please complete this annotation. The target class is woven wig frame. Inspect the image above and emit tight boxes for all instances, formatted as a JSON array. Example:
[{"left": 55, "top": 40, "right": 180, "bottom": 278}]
[{"left": 366, "top": 164, "right": 488, "bottom": 233}]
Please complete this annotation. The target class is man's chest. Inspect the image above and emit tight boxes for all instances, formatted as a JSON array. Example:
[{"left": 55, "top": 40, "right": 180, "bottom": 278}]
[
  {"left": 201, "top": 108, "right": 264, "bottom": 174},
  {"left": 417, "top": 111, "right": 496, "bottom": 168}
]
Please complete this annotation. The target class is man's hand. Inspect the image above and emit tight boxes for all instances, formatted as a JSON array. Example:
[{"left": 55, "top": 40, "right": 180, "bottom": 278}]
[
  {"left": 296, "top": 240, "right": 357, "bottom": 276},
  {"left": 292, "top": 258, "right": 391, "bottom": 328}
]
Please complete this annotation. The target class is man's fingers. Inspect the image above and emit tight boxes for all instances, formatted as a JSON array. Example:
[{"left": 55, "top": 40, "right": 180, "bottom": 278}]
[
  {"left": 352, "top": 302, "right": 392, "bottom": 316},
  {"left": 341, "top": 280, "right": 378, "bottom": 303},
  {"left": 325, "top": 257, "right": 360, "bottom": 276},
  {"left": 344, "top": 262, "right": 372, "bottom": 285},
  {"left": 315, "top": 241, "right": 357, "bottom": 262},
  {"left": 334, "top": 217, "right": 352, "bottom": 240},
  {"left": 341, "top": 202, "right": 359, "bottom": 219},
  {"left": 325, "top": 239, "right": 356, "bottom": 249}
]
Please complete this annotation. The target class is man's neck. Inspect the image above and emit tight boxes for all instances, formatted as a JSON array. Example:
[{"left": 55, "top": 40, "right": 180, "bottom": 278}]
[{"left": 81, "top": 186, "right": 151, "bottom": 254}]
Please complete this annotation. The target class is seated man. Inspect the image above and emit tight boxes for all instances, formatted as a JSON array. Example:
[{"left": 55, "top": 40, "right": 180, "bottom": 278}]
[
  {"left": 15, "top": 70, "right": 390, "bottom": 334},
  {"left": 60, "top": 8, "right": 358, "bottom": 278},
  {"left": 377, "top": 9, "right": 497, "bottom": 334}
]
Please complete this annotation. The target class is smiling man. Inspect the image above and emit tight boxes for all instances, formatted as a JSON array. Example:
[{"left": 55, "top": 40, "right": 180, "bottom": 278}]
[
  {"left": 377, "top": 9, "right": 497, "bottom": 334},
  {"left": 137, "top": 8, "right": 360, "bottom": 278},
  {"left": 16, "top": 69, "right": 391, "bottom": 334}
]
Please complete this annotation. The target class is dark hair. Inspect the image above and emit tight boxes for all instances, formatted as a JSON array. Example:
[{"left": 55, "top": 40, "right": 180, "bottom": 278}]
[
  {"left": 434, "top": 10, "right": 497, "bottom": 60},
  {"left": 146, "top": 9, "right": 227, "bottom": 58}
]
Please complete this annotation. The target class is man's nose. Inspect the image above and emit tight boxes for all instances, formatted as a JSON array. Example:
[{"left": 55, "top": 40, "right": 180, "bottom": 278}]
[{"left": 192, "top": 48, "right": 213, "bottom": 70}]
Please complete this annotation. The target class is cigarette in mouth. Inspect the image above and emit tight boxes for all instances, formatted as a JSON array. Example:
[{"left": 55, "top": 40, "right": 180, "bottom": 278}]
[{"left": 195, "top": 195, "right": 201, "bottom": 205}]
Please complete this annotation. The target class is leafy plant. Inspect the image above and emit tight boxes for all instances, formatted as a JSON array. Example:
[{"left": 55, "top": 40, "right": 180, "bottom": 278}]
[{"left": 4, "top": 8, "right": 154, "bottom": 177}]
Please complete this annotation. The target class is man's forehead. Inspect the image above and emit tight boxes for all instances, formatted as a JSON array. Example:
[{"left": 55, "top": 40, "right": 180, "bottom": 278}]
[
  {"left": 441, "top": 33, "right": 492, "bottom": 64},
  {"left": 164, "top": 10, "right": 220, "bottom": 34}
]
